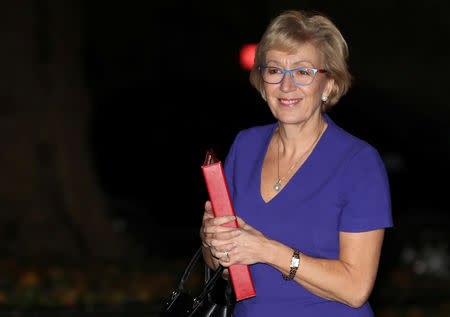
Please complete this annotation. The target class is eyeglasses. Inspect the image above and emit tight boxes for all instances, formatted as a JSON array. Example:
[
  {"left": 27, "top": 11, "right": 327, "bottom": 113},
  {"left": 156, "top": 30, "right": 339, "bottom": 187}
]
[{"left": 259, "top": 66, "right": 327, "bottom": 86}]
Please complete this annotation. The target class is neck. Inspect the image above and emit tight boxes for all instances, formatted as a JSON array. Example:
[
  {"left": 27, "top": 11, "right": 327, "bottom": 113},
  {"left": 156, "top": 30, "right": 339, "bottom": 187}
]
[{"left": 277, "top": 114, "right": 326, "bottom": 157}]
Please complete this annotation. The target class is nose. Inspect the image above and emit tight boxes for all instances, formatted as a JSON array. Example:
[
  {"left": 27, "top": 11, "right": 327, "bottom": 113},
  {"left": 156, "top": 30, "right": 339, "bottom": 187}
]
[{"left": 280, "top": 71, "right": 297, "bottom": 92}]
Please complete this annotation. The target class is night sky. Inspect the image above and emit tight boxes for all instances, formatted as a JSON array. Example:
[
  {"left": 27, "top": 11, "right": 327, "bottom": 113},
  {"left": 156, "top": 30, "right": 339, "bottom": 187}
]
[{"left": 82, "top": 0, "right": 450, "bottom": 254}]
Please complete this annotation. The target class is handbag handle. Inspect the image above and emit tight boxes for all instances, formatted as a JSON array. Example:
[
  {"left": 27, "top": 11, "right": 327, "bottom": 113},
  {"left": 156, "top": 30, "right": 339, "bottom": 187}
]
[
  {"left": 172, "top": 246, "right": 226, "bottom": 316},
  {"left": 178, "top": 247, "right": 225, "bottom": 291},
  {"left": 177, "top": 246, "right": 203, "bottom": 290},
  {"left": 195, "top": 263, "right": 224, "bottom": 303}
]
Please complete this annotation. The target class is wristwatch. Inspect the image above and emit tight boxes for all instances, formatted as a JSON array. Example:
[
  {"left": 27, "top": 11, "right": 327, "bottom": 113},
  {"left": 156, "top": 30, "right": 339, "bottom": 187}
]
[{"left": 282, "top": 249, "right": 300, "bottom": 280}]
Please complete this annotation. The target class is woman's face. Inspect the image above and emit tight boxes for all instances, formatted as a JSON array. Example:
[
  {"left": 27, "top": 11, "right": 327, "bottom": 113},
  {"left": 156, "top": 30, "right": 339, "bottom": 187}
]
[{"left": 263, "top": 42, "right": 334, "bottom": 126}]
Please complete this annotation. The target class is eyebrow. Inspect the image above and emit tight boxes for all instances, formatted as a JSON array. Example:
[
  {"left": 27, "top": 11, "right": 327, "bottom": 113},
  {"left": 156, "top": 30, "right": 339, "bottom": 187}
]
[{"left": 265, "top": 60, "right": 316, "bottom": 67}]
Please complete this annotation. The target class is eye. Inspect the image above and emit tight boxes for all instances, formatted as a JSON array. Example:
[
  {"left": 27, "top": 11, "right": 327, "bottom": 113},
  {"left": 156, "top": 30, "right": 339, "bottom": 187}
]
[
  {"left": 295, "top": 68, "right": 313, "bottom": 77},
  {"left": 267, "top": 67, "right": 282, "bottom": 75}
]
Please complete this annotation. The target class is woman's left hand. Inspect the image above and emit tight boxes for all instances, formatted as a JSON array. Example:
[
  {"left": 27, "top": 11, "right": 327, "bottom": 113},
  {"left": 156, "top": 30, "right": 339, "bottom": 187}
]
[{"left": 217, "top": 217, "right": 270, "bottom": 267}]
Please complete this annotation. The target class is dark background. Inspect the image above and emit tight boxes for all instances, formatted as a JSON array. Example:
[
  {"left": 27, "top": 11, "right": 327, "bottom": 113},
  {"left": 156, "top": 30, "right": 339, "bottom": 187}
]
[
  {"left": 0, "top": 0, "right": 449, "bottom": 315},
  {"left": 87, "top": 0, "right": 450, "bottom": 252}
]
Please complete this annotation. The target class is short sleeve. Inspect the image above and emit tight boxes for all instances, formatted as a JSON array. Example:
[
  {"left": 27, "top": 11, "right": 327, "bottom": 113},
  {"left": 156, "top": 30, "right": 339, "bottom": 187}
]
[
  {"left": 224, "top": 131, "right": 242, "bottom": 201},
  {"left": 339, "top": 145, "right": 393, "bottom": 232}
]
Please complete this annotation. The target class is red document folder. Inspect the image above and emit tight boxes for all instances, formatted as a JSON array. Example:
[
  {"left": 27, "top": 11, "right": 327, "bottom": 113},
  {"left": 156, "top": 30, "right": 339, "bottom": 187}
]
[{"left": 201, "top": 150, "right": 256, "bottom": 301}]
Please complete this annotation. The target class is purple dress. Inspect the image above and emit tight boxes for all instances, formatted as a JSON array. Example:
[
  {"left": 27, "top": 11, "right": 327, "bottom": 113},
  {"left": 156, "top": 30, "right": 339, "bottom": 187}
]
[{"left": 224, "top": 115, "right": 393, "bottom": 317}]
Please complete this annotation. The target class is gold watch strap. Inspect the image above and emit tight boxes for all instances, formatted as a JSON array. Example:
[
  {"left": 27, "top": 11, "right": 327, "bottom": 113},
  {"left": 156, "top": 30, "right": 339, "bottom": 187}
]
[{"left": 282, "top": 249, "right": 300, "bottom": 281}]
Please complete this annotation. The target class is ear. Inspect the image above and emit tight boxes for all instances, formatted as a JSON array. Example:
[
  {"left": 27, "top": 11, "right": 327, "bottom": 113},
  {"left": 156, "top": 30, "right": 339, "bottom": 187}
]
[{"left": 323, "top": 77, "right": 335, "bottom": 97}]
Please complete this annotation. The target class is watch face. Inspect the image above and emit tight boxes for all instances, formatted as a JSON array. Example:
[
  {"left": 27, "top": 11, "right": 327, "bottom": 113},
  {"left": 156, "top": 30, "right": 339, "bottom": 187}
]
[{"left": 292, "top": 258, "right": 300, "bottom": 267}]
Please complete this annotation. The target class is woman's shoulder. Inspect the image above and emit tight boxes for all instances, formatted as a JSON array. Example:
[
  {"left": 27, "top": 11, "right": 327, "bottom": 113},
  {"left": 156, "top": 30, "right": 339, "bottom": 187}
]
[
  {"left": 325, "top": 115, "right": 378, "bottom": 159},
  {"left": 233, "top": 122, "right": 277, "bottom": 144},
  {"left": 322, "top": 116, "right": 387, "bottom": 180},
  {"left": 225, "top": 123, "right": 276, "bottom": 171},
  {"left": 238, "top": 122, "right": 277, "bottom": 137}
]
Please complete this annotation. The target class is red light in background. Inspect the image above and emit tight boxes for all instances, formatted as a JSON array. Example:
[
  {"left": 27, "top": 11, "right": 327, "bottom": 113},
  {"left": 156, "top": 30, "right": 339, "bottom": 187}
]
[{"left": 239, "top": 43, "right": 257, "bottom": 71}]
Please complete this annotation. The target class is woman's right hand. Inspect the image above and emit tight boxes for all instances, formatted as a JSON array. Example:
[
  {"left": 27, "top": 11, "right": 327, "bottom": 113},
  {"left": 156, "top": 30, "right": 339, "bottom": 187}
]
[{"left": 200, "top": 201, "right": 241, "bottom": 262}]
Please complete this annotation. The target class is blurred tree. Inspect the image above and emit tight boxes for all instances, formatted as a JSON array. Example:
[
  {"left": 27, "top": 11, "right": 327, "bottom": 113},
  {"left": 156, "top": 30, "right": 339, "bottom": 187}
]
[{"left": 0, "top": 0, "right": 127, "bottom": 259}]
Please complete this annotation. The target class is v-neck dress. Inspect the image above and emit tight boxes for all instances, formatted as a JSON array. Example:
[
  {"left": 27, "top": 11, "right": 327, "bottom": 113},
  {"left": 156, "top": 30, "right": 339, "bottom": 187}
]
[{"left": 223, "top": 115, "right": 393, "bottom": 317}]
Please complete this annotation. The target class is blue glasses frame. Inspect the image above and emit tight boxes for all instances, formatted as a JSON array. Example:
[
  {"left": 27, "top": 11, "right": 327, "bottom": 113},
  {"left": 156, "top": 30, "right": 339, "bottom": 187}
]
[{"left": 259, "top": 66, "right": 328, "bottom": 86}]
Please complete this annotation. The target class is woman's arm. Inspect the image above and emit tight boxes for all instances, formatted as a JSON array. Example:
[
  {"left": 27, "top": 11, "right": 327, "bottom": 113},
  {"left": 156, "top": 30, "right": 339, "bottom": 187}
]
[
  {"left": 266, "top": 229, "right": 384, "bottom": 308},
  {"left": 212, "top": 217, "right": 385, "bottom": 308}
]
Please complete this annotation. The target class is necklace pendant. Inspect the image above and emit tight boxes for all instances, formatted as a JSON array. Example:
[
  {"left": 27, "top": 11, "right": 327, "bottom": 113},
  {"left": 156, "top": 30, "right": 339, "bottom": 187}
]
[{"left": 273, "top": 179, "right": 282, "bottom": 191}]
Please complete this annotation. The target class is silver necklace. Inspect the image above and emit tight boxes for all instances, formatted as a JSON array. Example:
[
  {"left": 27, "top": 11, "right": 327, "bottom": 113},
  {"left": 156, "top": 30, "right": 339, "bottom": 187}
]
[{"left": 273, "top": 122, "right": 324, "bottom": 191}]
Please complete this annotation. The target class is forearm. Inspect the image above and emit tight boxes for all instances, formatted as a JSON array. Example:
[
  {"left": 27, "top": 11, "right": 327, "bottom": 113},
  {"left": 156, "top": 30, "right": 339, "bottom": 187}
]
[{"left": 264, "top": 239, "right": 375, "bottom": 308}]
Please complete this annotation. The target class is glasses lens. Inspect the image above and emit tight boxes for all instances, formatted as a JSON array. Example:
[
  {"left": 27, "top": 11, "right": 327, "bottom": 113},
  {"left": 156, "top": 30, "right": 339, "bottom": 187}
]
[
  {"left": 262, "top": 67, "right": 317, "bottom": 85},
  {"left": 292, "top": 68, "right": 316, "bottom": 85},
  {"left": 261, "top": 67, "right": 284, "bottom": 84}
]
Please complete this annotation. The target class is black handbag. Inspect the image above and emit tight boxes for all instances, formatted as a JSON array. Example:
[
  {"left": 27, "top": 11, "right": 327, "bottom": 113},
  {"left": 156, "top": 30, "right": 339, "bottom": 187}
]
[{"left": 161, "top": 246, "right": 235, "bottom": 317}]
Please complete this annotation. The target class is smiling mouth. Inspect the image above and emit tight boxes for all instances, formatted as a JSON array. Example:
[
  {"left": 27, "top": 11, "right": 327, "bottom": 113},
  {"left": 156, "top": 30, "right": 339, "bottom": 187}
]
[{"left": 279, "top": 98, "right": 301, "bottom": 107}]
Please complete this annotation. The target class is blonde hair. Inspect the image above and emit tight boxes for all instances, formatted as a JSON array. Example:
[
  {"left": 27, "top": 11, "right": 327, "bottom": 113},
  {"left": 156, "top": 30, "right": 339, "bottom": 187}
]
[{"left": 250, "top": 10, "right": 352, "bottom": 111}]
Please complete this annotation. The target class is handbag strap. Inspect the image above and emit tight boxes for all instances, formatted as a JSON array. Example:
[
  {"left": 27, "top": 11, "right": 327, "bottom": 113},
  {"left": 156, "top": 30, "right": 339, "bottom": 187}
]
[
  {"left": 191, "top": 264, "right": 225, "bottom": 314},
  {"left": 197, "top": 264, "right": 224, "bottom": 300},
  {"left": 177, "top": 246, "right": 203, "bottom": 290},
  {"left": 177, "top": 247, "right": 225, "bottom": 290},
  {"left": 169, "top": 246, "right": 229, "bottom": 316}
]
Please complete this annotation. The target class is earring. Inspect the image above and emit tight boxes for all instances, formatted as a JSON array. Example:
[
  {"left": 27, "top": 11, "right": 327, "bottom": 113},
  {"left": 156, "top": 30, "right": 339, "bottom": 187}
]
[{"left": 321, "top": 95, "right": 328, "bottom": 102}]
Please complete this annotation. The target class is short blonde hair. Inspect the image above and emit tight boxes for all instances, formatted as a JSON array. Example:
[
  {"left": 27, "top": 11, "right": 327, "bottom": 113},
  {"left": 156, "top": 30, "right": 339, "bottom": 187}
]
[{"left": 250, "top": 10, "right": 352, "bottom": 111}]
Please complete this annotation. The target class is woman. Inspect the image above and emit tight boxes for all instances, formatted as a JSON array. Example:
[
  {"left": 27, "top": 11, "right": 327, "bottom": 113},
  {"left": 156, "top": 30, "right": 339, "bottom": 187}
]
[{"left": 200, "top": 10, "right": 392, "bottom": 316}]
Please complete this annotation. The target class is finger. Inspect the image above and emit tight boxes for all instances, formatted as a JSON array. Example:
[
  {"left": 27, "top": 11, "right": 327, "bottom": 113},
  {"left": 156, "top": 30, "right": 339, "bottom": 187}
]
[
  {"left": 213, "top": 242, "right": 237, "bottom": 253},
  {"left": 202, "top": 201, "right": 214, "bottom": 221},
  {"left": 202, "top": 216, "right": 230, "bottom": 235},
  {"left": 207, "top": 231, "right": 239, "bottom": 249},
  {"left": 203, "top": 228, "right": 238, "bottom": 240},
  {"left": 218, "top": 253, "right": 232, "bottom": 266},
  {"left": 203, "top": 212, "right": 214, "bottom": 221},
  {"left": 211, "top": 248, "right": 225, "bottom": 260},
  {"left": 203, "top": 217, "right": 238, "bottom": 231},
  {"left": 202, "top": 226, "right": 236, "bottom": 247},
  {"left": 204, "top": 201, "right": 213, "bottom": 214},
  {"left": 203, "top": 211, "right": 214, "bottom": 222},
  {"left": 221, "top": 268, "right": 230, "bottom": 280},
  {"left": 209, "top": 246, "right": 220, "bottom": 259},
  {"left": 203, "top": 220, "right": 236, "bottom": 237},
  {"left": 204, "top": 228, "right": 241, "bottom": 244},
  {"left": 209, "top": 239, "right": 237, "bottom": 256},
  {"left": 211, "top": 215, "right": 237, "bottom": 227}
]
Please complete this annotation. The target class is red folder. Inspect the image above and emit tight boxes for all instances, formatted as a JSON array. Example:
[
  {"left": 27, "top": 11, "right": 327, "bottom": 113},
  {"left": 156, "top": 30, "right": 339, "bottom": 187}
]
[{"left": 201, "top": 150, "right": 256, "bottom": 301}]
